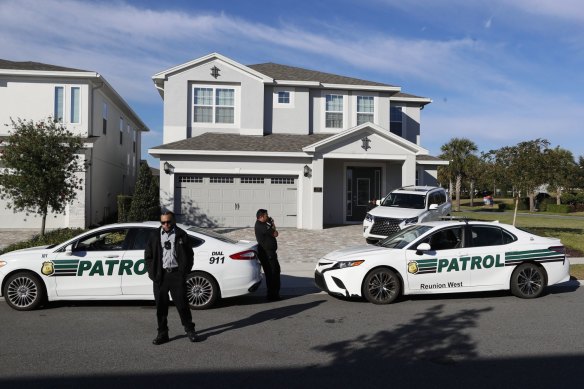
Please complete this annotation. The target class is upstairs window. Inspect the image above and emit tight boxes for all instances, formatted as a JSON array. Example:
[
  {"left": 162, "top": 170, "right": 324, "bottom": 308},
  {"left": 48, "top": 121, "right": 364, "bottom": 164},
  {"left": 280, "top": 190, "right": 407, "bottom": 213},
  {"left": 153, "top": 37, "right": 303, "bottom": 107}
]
[
  {"left": 356, "top": 96, "right": 374, "bottom": 125},
  {"left": 274, "top": 87, "right": 294, "bottom": 108},
  {"left": 193, "top": 87, "right": 235, "bottom": 124},
  {"left": 54, "top": 87, "right": 64, "bottom": 122},
  {"left": 325, "top": 94, "right": 343, "bottom": 128},
  {"left": 70, "top": 87, "right": 80, "bottom": 123},
  {"left": 390, "top": 106, "right": 403, "bottom": 136},
  {"left": 102, "top": 102, "right": 108, "bottom": 134},
  {"left": 278, "top": 91, "right": 290, "bottom": 104},
  {"left": 119, "top": 117, "right": 123, "bottom": 145}
]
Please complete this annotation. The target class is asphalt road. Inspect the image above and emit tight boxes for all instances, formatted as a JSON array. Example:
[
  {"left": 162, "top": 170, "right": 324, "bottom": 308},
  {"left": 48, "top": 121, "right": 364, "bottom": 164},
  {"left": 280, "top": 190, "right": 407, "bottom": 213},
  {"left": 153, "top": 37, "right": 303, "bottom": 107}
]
[{"left": 1, "top": 282, "right": 583, "bottom": 389}]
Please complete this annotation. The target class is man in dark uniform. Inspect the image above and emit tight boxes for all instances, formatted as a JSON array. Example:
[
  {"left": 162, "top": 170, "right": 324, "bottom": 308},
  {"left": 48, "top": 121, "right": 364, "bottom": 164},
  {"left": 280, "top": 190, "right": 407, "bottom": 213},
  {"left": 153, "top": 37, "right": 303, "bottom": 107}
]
[
  {"left": 254, "top": 209, "right": 281, "bottom": 301},
  {"left": 145, "top": 211, "right": 199, "bottom": 344}
]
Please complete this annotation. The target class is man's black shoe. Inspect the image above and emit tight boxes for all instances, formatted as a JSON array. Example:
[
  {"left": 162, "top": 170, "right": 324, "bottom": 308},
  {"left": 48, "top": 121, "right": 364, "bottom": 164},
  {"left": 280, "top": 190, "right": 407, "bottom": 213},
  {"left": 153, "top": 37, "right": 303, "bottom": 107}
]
[
  {"left": 152, "top": 333, "right": 169, "bottom": 345},
  {"left": 187, "top": 330, "right": 201, "bottom": 343},
  {"left": 267, "top": 295, "right": 281, "bottom": 301}
]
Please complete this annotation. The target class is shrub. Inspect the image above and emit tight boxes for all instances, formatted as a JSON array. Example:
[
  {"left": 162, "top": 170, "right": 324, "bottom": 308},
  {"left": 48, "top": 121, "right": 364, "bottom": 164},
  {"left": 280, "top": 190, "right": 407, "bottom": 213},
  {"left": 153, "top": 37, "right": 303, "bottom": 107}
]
[
  {"left": 0, "top": 228, "right": 86, "bottom": 254},
  {"left": 118, "top": 195, "right": 133, "bottom": 223},
  {"left": 547, "top": 204, "right": 571, "bottom": 213}
]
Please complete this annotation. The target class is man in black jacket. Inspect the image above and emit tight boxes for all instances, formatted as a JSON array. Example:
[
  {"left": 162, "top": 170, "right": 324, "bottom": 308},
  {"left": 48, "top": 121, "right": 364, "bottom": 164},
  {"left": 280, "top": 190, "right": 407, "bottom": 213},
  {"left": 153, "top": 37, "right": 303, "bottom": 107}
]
[
  {"left": 145, "top": 211, "right": 199, "bottom": 344},
  {"left": 254, "top": 209, "right": 281, "bottom": 301}
]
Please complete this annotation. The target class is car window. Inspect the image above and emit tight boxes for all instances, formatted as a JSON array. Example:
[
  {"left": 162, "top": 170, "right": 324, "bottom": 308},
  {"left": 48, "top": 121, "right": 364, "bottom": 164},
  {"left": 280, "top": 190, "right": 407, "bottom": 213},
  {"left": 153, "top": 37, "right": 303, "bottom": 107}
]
[
  {"left": 128, "top": 228, "right": 156, "bottom": 250},
  {"left": 379, "top": 225, "right": 433, "bottom": 249},
  {"left": 74, "top": 229, "right": 130, "bottom": 252},
  {"left": 189, "top": 236, "right": 204, "bottom": 248},
  {"left": 381, "top": 193, "right": 425, "bottom": 209},
  {"left": 470, "top": 226, "right": 514, "bottom": 247},
  {"left": 187, "top": 227, "right": 237, "bottom": 244},
  {"left": 420, "top": 227, "right": 464, "bottom": 250}
]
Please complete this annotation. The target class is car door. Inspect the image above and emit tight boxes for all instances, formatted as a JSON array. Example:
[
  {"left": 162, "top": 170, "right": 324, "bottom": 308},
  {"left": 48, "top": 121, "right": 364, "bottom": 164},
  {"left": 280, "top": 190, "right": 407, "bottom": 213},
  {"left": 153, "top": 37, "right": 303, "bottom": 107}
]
[
  {"left": 405, "top": 226, "right": 470, "bottom": 291},
  {"left": 53, "top": 228, "right": 130, "bottom": 296},
  {"left": 121, "top": 227, "right": 156, "bottom": 295},
  {"left": 467, "top": 225, "right": 512, "bottom": 287}
]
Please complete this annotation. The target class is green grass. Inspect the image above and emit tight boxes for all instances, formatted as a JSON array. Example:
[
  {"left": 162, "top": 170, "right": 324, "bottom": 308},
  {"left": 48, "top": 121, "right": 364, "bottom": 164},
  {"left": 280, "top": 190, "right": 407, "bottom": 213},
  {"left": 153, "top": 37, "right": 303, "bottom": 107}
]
[{"left": 570, "top": 264, "right": 584, "bottom": 280}]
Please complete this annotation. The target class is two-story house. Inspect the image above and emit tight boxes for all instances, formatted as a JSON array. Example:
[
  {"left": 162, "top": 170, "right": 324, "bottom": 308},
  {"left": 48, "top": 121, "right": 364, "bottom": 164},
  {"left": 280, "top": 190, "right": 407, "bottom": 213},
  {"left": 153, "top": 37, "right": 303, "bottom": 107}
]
[
  {"left": 0, "top": 59, "right": 149, "bottom": 229},
  {"left": 150, "top": 53, "right": 446, "bottom": 229}
]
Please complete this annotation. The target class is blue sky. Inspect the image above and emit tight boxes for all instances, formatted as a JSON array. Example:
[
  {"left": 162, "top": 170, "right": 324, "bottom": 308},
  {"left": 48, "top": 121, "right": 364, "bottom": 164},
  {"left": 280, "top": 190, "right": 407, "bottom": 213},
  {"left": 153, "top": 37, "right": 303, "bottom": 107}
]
[{"left": 1, "top": 0, "right": 583, "bottom": 167}]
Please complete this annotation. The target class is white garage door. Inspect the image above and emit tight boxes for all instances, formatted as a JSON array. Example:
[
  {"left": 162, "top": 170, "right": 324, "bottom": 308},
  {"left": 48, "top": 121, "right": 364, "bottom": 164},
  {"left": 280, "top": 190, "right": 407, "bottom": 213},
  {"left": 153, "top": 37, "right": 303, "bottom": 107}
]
[{"left": 175, "top": 175, "right": 297, "bottom": 228}]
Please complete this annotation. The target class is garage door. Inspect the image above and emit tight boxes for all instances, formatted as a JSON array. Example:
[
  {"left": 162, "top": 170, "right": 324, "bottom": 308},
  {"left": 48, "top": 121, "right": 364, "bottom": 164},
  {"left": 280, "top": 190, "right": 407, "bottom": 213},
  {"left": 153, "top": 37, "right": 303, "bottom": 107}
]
[{"left": 175, "top": 175, "right": 297, "bottom": 228}]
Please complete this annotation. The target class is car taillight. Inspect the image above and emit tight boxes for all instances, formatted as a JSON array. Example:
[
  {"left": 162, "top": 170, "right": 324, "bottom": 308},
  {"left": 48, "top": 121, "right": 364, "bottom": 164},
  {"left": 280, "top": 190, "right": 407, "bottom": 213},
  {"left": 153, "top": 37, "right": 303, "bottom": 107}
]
[
  {"left": 230, "top": 250, "right": 257, "bottom": 260},
  {"left": 548, "top": 246, "right": 565, "bottom": 254}
]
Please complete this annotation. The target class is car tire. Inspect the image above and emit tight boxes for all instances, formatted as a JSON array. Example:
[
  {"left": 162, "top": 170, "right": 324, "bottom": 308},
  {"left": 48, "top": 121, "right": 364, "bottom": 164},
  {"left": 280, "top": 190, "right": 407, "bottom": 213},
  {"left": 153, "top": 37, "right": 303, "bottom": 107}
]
[
  {"left": 510, "top": 263, "right": 546, "bottom": 299},
  {"left": 186, "top": 271, "right": 219, "bottom": 309},
  {"left": 362, "top": 267, "right": 401, "bottom": 304},
  {"left": 3, "top": 272, "right": 45, "bottom": 311}
]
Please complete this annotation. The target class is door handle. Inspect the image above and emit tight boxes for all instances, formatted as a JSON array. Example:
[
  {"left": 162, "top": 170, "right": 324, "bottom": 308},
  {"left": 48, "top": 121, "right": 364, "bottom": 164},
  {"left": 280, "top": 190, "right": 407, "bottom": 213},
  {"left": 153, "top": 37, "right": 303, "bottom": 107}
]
[{"left": 105, "top": 255, "right": 119, "bottom": 258}]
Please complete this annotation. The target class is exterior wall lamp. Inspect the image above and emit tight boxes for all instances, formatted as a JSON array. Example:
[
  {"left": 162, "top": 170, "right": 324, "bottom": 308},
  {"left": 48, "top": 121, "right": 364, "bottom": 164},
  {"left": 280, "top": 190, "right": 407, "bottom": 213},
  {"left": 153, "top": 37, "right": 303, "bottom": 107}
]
[
  {"left": 163, "top": 161, "right": 173, "bottom": 175},
  {"left": 303, "top": 165, "right": 312, "bottom": 178}
]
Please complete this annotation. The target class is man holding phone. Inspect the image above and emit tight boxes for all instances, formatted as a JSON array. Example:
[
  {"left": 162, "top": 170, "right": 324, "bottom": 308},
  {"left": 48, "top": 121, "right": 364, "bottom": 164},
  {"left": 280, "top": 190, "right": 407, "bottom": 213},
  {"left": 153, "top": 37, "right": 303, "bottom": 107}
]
[{"left": 254, "top": 209, "right": 281, "bottom": 301}]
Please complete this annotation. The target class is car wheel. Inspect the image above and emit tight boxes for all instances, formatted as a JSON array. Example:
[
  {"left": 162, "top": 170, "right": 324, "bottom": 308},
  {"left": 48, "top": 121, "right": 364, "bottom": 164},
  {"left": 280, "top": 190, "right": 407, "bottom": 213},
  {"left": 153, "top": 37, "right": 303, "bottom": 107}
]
[
  {"left": 3, "top": 272, "right": 45, "bottom": 311},
  {"left": 186, "top": 272, "right": 219, "bottom": 309},
  {"left": 362, "top": 268, "right": 401, "bottom": 304},
  {"left": 510, "top": 263, "right": 546, "bottom": 299}
]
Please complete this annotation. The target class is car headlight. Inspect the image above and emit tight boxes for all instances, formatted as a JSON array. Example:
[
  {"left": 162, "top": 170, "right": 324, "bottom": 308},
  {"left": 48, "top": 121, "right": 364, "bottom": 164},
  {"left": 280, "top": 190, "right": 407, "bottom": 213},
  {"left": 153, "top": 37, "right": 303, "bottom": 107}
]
[
  {"left": 404, "top": 216, "right": 418, "bottom": 224},
  {"left": 365, "top": 213, "right": 374, "bottom": 223},
  {"left": 0, "top": 260, "right": 6, "bottom": 268},
  {"left": 336, "top": 260, "right": 365, "bottom": 269}
]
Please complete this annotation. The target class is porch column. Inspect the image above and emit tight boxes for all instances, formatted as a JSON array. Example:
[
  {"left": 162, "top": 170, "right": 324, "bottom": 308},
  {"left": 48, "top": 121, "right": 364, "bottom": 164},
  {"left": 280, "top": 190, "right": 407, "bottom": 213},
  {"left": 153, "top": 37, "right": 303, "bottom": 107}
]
[
  {"left": 402, "top": 155, "right": 416, "bottom": 187},
  {"left": 310, "top": 155, "right": 324, "bottom": 229}
]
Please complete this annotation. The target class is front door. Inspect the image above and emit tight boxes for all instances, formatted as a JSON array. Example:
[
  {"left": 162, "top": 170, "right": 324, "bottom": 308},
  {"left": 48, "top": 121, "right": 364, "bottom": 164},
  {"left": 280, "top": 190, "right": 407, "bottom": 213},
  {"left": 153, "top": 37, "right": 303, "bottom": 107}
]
[{"left": 346, "top": 167, "right": 381, "bottom": 222}]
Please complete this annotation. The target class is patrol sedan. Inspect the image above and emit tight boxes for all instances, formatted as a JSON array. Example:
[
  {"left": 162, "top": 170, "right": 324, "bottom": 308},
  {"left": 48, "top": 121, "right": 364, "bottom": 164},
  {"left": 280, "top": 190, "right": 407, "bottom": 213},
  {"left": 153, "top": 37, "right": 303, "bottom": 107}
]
[
  {"left": 315, "top": 220, "right": 570, "bottom": 304},
  {"left": 0, "top": 222, "right": 262, "bottom": 311}
]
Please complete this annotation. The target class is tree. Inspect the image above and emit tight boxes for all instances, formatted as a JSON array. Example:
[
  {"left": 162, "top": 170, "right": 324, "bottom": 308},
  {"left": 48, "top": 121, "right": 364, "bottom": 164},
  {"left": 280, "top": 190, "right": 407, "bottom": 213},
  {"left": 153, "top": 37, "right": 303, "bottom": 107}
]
[
  {"left": 491, "top": 139, "right": 550, "bottom": 223},
  {"left": 439, "top": 138, "right": 478, "bottom": 212},
  {"left": 0, "top": 118, "right": 84, "bottom": 236},
  {"left": 463, "top": 154, "right": 483, "bottom": 207},
  {"left": 546, "top": 147, "right": 577, "bottom": 205},
  {"left": 127, "top": 161, "right": 160, "bottom": 221}
]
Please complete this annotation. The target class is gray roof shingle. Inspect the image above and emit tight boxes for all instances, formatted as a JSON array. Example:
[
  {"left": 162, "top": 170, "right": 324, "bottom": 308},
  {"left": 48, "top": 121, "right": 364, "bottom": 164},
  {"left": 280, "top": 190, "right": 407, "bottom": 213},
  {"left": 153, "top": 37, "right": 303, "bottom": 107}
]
[
  {"left": 0, "top": 59, "right": 88, "bottom": 72},
  {"left": 152, "top": 133, "right": 333, "bottom": 153}
]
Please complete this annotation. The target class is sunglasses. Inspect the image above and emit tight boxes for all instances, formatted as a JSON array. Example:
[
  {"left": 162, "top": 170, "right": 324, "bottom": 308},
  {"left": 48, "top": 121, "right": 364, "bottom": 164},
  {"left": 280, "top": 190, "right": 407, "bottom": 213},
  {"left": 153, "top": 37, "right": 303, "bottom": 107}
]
[{"left": 161, "top": 221, "right": 172, "bottom": 225}]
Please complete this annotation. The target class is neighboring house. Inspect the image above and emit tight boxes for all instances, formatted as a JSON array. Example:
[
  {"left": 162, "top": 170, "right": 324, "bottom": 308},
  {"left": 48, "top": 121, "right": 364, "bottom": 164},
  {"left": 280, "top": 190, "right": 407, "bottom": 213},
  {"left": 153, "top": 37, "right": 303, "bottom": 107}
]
[
  {"left": 150, "top": 53, "right": 447, "bottom": 229},
  {"left": 0, "top": 59, "right": 149, "bottom": 229}
]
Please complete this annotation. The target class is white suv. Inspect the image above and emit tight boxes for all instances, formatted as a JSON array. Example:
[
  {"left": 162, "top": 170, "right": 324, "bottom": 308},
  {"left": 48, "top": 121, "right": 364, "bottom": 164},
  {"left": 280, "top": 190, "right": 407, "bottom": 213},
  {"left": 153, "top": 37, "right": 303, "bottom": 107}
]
[{"left": 363, "top": 186, "right": 451, "bottom": 243}]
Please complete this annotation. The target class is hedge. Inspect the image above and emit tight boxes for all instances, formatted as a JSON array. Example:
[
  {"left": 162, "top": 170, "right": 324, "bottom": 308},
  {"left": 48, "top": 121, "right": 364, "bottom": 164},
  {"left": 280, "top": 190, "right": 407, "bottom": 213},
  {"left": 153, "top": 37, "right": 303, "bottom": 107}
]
[{"left": 546, "top": 204, "right": 571, "bottom": 213}]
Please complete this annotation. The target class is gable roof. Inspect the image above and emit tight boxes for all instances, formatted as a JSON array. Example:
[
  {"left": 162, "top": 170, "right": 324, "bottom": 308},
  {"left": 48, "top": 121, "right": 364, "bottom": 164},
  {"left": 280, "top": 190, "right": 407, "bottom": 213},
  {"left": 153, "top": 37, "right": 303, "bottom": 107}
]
[
  {"left": 247, "top": 63, "right": 394, "bottom": 88},
  {"left": 0, "top": 59, "right": 87, "bottom": 72}
]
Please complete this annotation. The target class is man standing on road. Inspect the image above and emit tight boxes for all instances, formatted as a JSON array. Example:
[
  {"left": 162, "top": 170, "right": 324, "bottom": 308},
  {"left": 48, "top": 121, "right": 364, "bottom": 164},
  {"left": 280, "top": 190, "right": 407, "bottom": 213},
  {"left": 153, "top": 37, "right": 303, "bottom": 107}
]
[
  {"left": 145, "top": 211, "right": 199, "bottom": 344},
  {"left": 255, "top": 209, "right": 281, "bottom": 301}
]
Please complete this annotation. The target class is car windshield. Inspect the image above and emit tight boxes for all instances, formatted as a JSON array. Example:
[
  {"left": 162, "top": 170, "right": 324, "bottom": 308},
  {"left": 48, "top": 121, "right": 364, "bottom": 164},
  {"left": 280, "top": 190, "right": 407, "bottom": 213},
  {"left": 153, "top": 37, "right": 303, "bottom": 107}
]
[
  {"left": 187, "top": 227, "right": 238, "bottom": 244},
  {"left": 380, "top": 193, "right": 426, "bottom": 209},
  {"left": 378, "top": 225, "right": 433, "bottom": 249}
]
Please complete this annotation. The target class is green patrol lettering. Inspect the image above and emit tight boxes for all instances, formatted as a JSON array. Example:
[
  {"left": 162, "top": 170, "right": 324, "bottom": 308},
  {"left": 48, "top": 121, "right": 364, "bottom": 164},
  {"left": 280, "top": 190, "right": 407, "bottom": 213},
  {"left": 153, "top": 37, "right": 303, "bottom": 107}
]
[
  {"left": 433, "top": 254, "right": 503, "bottom": 273},
  {"left": 118, "top": 260, "right": 133, "bottom": 275},
  {"left": 133, "top": 259, "right": 147, "bottom": 275},
  {"left": 75, "top": 259, "right": 146, "bottom": 276}
]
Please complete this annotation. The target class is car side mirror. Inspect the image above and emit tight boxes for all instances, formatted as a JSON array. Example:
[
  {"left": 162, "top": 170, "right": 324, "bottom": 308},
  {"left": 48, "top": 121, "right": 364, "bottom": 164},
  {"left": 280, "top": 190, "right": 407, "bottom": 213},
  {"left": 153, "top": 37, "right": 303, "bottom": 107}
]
[
  {"left": 376, "top": 199, "right": 381, "bottom": 205},
  {"left": 416, "top": 243, "right": 431, "bottom": 254},
  {"left": 65, "top": 244, "right": 74, "bottom": 255},
  {"left": 429, "top": 204, "right": 438, "bottom": 210}
]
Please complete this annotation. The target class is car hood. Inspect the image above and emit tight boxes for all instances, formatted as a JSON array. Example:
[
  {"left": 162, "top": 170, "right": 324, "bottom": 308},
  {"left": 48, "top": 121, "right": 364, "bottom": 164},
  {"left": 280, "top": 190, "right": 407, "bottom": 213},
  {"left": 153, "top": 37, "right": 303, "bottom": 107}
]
[
  {"left": 323, "top": 244, "right": 389, "bottom": 261},
  {"left": 368, "top": 206, "right": 424, "bottom": 219},
  {"left": 0, "top": 245, "right": 52, "bottom": 258}
]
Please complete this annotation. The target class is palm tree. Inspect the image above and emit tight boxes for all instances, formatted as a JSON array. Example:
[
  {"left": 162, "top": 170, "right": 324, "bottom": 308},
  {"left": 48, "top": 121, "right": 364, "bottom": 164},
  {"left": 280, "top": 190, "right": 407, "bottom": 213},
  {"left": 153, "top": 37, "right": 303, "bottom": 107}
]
[{"left": 439, "top": 138, "right": 478, "bottom": 212}]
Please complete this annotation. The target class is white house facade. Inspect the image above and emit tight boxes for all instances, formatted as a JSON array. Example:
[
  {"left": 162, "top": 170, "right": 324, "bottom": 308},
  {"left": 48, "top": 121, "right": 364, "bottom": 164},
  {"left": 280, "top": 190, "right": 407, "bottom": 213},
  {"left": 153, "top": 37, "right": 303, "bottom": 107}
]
[
  {"left": 0, "top": 59, "right": 149, "bottom": 229},
  {"left": 150, "top": 53, "right": 446, "bottom": 229}
]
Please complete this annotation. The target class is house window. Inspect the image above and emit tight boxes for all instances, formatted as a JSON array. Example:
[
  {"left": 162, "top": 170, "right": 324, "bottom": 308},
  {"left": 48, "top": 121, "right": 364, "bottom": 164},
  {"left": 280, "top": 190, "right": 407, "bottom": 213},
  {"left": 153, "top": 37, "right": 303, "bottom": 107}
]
[
  {"left": 356, "top": 96, "right": 374, "bottom": 125},
  {"left": 210, "top": 176, "right": 234, "bottom": 183},
  {"left": 179, "top": 176, "right": 203, "bottom": 183},
  {"left": 271, "top": 178, "right": 295, "bottom": 185},
  {"left": 325, "top": 94, "right": 343, "bottom": 128},
  {"left": 193, "top": 87, "right": 235, "bottom": 124},
  {"left": 70, "top": 87, "right": 80, "bottom": 123},
  {"left": 133, "top": 130, "right": 136, "bottom": 153},
  {"left": 102, "top": 102, "right": 108, "bottom": 134},
  {"left": 241, "top": 177, "right": 264, "bottom": 184},
  {"left": 278, "top": 91, "right": 290, "bottom": 104},
  {"left": 390, "top": 106, "right": 403, "bottom": 136},
  {"left": 54, "top": 87, "right": 64, "bottom": 122},
  {"left": 119, "top": 117, "right": 123, "bottom": 145}
]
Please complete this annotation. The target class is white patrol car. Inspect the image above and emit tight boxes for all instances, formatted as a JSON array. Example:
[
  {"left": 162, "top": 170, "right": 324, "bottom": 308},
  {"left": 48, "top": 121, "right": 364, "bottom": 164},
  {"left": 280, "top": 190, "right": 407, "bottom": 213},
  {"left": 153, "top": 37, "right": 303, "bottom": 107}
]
[
  {"left": 0, "top": 222, "right": 262, "bottom": 311},
  {"left": 316, "top": 220, "right": 570, "bottom": 304},
  {"left": 363, "top": 186, "right": 451, "bottom": 243}
]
